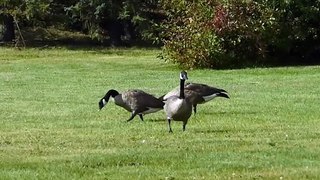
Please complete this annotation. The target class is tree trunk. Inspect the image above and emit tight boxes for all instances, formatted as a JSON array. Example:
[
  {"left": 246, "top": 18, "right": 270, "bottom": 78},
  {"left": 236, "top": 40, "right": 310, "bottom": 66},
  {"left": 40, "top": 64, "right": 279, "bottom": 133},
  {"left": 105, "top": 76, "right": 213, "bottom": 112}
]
[{"left": 1, "top": 14, "right": 15, "bottom": 42}]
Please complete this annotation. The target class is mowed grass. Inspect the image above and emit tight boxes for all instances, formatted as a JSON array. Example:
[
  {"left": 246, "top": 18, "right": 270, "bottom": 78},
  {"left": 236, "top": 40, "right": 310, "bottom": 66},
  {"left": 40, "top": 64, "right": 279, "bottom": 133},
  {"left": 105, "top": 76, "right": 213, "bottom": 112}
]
[{"left": 0, "top": 47, "right": 320, "bottom": 179}]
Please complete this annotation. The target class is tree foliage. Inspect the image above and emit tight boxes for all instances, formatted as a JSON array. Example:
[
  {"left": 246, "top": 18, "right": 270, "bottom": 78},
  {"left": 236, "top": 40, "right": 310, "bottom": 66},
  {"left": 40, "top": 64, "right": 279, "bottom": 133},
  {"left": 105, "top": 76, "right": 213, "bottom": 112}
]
[
  {"left": 159, "top": 0, "right": 320, "bottom": 68},
  {"left": 65, "top": 0, "right": 161, "bottom": 45},
  {"left": 1, "top": 0, "right": 319, "bottom": 68},
  {"left": 1, "top": 0, "right": 52, "bottom": 24},
  {"left": 270, "top": 0, "right": 320, "bottom": 63}
]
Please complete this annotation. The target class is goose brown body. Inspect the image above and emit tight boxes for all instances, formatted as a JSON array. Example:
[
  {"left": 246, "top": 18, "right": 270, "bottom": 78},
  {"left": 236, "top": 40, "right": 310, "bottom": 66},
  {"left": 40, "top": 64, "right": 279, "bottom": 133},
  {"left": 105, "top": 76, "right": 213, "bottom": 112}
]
[
  {"left": 162, "top": 82, "right": 229, "bottom": 114},
  {"left": 99, "top": 89, "right": 164, "bottom": 121},
  {"left": 163, "top": 71, "right": 194, "bottom": 132}
]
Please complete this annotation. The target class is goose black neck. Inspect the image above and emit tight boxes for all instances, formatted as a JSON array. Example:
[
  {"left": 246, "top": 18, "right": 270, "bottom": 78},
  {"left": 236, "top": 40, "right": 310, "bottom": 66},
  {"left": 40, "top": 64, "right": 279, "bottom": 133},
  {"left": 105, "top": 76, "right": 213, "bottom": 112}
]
[
  {"left": 179, "top": 79, "right": 185, "bottom": 99},
  {"left": 104, "top": 89, "right": 119, "bottom": 102}
]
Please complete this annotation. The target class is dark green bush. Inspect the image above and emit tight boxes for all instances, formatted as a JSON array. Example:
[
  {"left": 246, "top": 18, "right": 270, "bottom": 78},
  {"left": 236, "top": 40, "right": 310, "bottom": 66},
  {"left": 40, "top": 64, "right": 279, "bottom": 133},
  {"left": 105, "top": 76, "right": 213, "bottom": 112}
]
[
  {"left": 159, "top": 0, "right": 320, "bottom": 68},
  {"left": 210, "top": 1, "right": 277, "bottom": 67},
  {"left": 268, "top": 0, "right": 320, "bottom": 64},
  {"left": 160, "top": 0, "right": 277, "bottom": 68},
  {"left": 159, "top": 0, "right": 221, "bottom": 68}
]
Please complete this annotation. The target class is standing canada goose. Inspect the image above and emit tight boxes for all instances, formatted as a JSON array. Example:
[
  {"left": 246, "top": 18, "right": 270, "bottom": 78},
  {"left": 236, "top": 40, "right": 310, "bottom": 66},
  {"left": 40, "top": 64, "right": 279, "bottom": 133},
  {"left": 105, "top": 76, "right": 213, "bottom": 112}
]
[
  {"left": 99, "top": 89, "right": 164, "bottom": 122},
  {"left": 163, "top": 71, "right": 194, "bottom": 133},
  {"left": 161, "top": 82, "right": 229, "bottom": 114}
]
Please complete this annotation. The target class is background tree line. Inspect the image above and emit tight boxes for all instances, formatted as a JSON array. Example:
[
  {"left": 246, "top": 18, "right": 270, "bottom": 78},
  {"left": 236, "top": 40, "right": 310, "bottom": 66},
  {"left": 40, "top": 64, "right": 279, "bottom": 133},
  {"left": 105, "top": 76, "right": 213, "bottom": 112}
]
[{"left": 1, "top": 0, "right": 320, "bottom": 68}]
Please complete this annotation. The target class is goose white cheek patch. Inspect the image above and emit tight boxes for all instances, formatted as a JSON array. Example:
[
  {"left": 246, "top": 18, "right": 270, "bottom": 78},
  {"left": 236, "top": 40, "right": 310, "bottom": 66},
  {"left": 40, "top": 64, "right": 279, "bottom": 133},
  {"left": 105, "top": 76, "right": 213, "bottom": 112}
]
[
  {"left": 102, "top": 99, "right": 107, "bottom": 105},
  {"left": 180, "top": 74, "right": 187, "bottom": 80}
]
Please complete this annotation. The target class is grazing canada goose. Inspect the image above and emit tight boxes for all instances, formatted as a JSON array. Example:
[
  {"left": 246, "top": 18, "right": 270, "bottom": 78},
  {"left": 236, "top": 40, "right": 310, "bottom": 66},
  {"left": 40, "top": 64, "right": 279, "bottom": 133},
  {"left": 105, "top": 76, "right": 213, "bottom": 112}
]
[
  {"left": 163, "top": 71, "right": 194, "bottom": 133},
  {"left": 99, "top": 89, "right": 164, "bottom": 122},
  {"left": 161, "top": 82, "right": 229, "bottom": 114}
]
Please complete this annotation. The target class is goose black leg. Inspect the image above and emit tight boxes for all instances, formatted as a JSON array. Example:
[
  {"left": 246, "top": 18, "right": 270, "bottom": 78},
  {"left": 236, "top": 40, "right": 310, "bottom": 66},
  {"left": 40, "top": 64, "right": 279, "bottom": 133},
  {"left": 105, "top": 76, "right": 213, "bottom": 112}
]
[
  {"left": 138, "top": 114, "right": 144, "bottom": 121},
  {"left": 168, "top": 118, "right": 173, "bottom": 133},
  {"left": 127, "top": 111, "right": 138, "bottom": 122},
  {"left": 193, "top": 105, "right": 197, "bottom": 115},
  {"left": 182, "top": 121, "right": 187, "bottom": 131}
]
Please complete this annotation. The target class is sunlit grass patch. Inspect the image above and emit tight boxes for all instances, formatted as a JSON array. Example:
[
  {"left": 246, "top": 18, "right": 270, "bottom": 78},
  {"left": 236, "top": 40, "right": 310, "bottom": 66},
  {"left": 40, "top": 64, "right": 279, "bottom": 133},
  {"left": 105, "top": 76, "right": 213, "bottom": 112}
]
[{"left": 0, "top": 47, "right": 319, "bottom": 179}]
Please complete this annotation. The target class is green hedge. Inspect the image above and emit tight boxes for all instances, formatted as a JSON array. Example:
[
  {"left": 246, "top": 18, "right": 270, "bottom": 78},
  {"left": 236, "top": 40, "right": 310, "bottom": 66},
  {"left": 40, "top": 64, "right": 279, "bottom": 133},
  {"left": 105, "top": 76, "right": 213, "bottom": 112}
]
[{"left": 159, "top": 0, "right": 320, "bottom": 69}]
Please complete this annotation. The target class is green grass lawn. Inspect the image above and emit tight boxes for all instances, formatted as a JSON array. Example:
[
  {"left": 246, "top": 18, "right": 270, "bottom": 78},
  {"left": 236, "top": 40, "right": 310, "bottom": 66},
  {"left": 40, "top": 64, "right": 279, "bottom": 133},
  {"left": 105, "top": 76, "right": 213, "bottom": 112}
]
[{"left": 0, "top": 47, "right": 320, "bottom": 179}]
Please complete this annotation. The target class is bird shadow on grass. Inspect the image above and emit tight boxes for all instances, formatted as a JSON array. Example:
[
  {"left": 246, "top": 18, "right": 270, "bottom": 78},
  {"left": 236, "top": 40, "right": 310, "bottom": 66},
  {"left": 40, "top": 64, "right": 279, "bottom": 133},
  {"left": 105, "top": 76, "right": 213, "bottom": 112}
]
[
  {"left": 147, "top": 118, "right": 166, "bottom": 123},
  {"left": 194, "top": 129, "right": 231, "bottom": 134},
  {"left": 200, "top": 110, "right": 259, "bottom": 116}
]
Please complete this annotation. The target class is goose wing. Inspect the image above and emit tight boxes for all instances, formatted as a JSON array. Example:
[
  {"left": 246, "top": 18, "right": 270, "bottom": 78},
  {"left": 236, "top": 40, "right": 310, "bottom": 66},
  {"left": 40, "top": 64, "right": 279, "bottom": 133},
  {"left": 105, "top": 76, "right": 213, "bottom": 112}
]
[
  {"left": 161, "top": 86, "right": 180, "bottom": 101},
  {"left": 123, "top": 90, "right": 164, "bottom": 111},
  {"left": 161, "top": 85, "right": 205, "bottom": 105},
  {"left": 185, "top": 82, "right": 229, "bottom": 101},
  {"left": 161, "top": 82, "right": 229, "bottom": 104},
  {"left": 184, "top": 89, "right": 206, "bottom": 105},
  {"left": 185, "top": 83, "right": 226, "bottom": 95}
]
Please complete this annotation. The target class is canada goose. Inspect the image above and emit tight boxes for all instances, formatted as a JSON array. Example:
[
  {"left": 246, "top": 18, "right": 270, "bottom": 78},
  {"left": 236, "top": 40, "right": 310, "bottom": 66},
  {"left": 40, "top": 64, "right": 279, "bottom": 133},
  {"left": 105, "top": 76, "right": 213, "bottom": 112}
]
[
  {"left": 99, "top": 89, "right": 164, "bottom": 122},
  {"left": 161, "top": 82, "right": 229, "bottom": 114},
  {"left": 163, "top": 71, "right": 194, "bottom": 133}
]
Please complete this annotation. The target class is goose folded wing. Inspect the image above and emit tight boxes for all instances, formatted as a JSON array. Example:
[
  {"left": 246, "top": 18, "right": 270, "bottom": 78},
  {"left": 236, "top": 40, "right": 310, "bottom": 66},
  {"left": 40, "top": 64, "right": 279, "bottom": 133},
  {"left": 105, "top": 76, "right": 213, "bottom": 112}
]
[{"left": 185, "top": 83, "right": 228, "bottom": 96}]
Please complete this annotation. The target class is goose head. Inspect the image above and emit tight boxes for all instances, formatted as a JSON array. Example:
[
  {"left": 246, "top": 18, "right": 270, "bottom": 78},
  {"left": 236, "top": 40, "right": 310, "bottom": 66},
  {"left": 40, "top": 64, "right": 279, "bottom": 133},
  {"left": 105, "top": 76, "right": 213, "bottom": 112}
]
[
  {"left": 180, "top": 70, "right": 188, "bottom": 81},
  {"left": 99, "top": 99, "right": 106, "bottom": 110},
  {"left": 99, "top": 89, "right": 119, "bottom": 110}
]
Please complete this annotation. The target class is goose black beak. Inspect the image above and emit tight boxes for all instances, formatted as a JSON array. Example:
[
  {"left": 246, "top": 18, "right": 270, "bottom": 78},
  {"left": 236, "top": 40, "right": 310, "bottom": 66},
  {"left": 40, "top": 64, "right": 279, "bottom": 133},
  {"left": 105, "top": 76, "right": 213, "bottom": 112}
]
[{"left": 219, "top": 92, "right": 230, "bottom": 99}]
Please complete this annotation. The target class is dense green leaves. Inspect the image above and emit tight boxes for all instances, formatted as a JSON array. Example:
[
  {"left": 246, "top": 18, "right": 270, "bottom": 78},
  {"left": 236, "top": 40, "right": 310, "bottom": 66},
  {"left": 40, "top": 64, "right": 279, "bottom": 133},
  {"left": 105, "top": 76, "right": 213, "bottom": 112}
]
[
  {"left": 64, "top": 0, "right": 162, "bottom": 44},
  {"left": 160, "top": 0, "right": 223, "bottom": 68},
  {"left": 270, "top": 0, "right": 320, "bottom": 63},
  {"left": 1, "top": 0, "right": 52, "bottom": 23},
  {"left": 1, "top": 0, "right": 320, "bottom": 68},
  {"left": 159, "top": 0, "right": 320, "bottom": 68}
]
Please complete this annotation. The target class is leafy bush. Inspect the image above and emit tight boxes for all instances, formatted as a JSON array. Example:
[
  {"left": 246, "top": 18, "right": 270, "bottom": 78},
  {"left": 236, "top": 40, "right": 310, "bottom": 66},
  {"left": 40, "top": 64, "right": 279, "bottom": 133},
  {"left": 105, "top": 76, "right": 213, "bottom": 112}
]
[
  {"left": 159, "top": 0, "right": 320, "bottom": 68},
  {"left": 160, "top": 0, "right": 224, "bottom": 68},
  {"left": 269, "top": 0, "right": 320, "bottom": 64},
  {"left": 159, "top": 0, "right": 276, "bottom": 68},
  {"left": 210, "top": 1, "right": 277, "bottom": 67},
  {"left": 65, "top": 0, "right": 162, "bottom": 45}
]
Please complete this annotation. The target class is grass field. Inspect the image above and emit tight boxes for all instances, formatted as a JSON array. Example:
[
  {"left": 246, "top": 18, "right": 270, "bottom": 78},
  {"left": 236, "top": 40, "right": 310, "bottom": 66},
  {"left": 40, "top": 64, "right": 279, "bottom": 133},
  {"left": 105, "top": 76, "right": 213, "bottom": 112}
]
[{"left": 0, "top": 47, "right": 320, "bottom": 179}]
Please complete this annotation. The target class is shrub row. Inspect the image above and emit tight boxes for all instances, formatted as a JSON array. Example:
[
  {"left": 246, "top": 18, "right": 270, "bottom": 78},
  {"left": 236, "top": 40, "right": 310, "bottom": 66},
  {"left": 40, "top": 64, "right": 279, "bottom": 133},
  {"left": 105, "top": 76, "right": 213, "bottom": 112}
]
[{"left": 159, "top": 0, "right": 320, "bottom": 68}]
